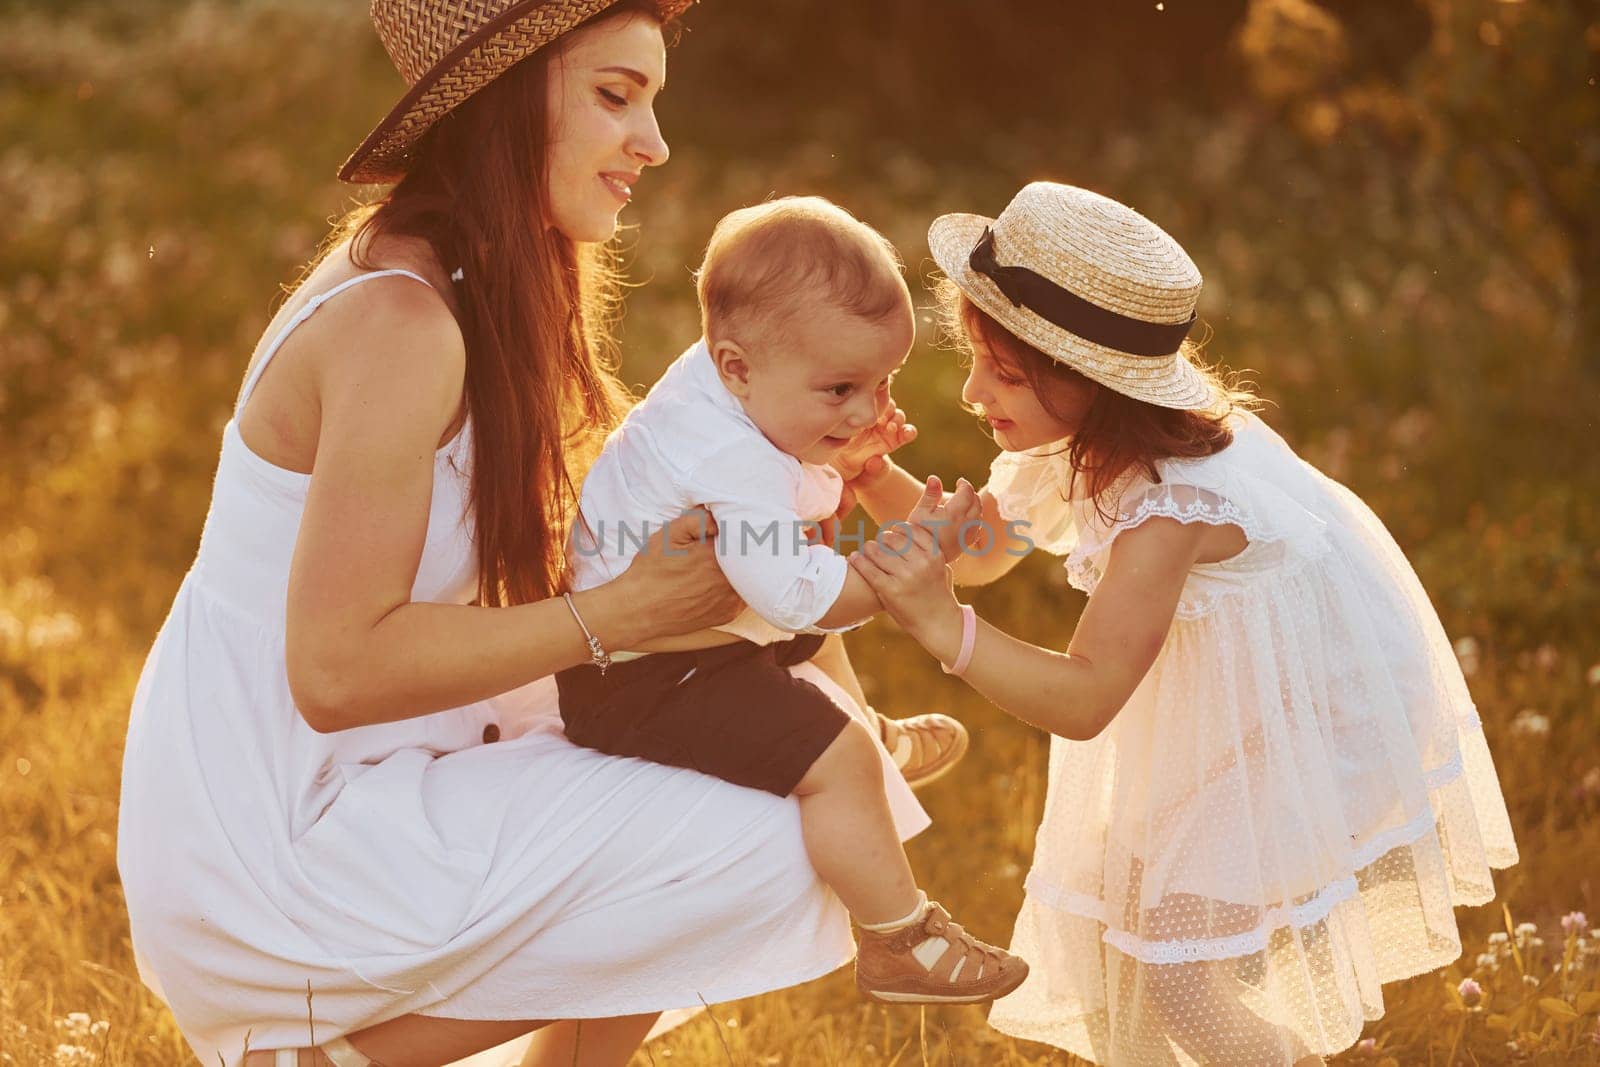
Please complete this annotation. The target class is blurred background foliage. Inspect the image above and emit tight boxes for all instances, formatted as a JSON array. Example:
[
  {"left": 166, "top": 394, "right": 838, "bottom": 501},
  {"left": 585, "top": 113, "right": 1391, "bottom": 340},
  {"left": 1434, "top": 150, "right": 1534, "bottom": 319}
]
[{"left": 2, "top": 0, "right": 1598, "bottom": 1063}]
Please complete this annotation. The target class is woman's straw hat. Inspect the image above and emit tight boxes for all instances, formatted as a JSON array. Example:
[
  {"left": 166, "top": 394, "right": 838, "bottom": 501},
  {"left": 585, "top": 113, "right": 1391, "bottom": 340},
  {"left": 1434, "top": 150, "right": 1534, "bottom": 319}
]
[
  {"left": 339, "top": 0, "right": 693, "bottom": 185},
  {"left": 930, "top": 182, "right": 1215, "bottom": 410}
]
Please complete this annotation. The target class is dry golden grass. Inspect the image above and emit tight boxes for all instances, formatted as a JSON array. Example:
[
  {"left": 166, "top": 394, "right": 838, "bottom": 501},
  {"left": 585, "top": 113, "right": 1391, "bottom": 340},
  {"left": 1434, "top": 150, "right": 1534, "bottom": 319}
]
[{"left": 4, "top": 1, "right": 1599, "bottom": 1064}]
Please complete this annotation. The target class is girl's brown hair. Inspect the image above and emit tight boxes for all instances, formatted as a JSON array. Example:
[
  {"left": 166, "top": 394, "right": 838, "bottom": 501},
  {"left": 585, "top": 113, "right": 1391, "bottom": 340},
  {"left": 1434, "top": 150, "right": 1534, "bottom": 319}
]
[
  {"left": 320, "top": 2, "right": 674, "bottom": 607},
  {"left": 935, "top": 279, "right": 1260, "bottom": 523}
]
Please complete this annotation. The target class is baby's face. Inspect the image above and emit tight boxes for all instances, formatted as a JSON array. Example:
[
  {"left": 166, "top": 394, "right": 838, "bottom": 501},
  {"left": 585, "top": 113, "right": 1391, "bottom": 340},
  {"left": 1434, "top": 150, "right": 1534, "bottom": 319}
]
[{"left": 721, "top": 297, "right": 913, "bottom": 465}]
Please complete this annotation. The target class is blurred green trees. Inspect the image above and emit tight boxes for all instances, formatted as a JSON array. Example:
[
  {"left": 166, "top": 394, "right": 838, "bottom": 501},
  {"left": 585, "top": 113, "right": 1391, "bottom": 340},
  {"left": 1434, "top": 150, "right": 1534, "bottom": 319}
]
[{"left": 1, "top": 0, "right": 1595, "bottom": 635}]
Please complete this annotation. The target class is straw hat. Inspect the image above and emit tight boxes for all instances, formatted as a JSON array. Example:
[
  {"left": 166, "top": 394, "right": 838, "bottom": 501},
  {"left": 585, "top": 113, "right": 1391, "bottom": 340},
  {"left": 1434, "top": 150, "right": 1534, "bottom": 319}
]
[
  {"left": 339, "top": 0, "right": 694, "bottom": 184},
  {"left": 929, "top": 182, "right": 1214, "bottom": 410}
]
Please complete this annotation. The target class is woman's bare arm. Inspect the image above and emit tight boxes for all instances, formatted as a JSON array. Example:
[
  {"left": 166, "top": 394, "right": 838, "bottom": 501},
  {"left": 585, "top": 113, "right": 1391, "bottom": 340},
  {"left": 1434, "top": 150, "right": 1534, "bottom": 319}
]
[{"left": 282, "top": 282, "right": 735, "bottom": 732}]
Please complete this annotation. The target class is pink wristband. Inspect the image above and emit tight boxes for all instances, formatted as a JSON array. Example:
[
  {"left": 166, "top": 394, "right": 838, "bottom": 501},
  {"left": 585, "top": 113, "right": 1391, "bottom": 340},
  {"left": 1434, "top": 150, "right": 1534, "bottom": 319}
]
[{"left": 941, "top": 603, "right": 977, "bottom": 677}]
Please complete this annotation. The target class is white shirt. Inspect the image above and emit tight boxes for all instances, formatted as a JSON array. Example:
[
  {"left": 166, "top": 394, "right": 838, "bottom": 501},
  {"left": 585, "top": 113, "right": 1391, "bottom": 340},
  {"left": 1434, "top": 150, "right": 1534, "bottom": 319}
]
[{"left": 569, "top": 340, "right": 854, "bottom": 645}]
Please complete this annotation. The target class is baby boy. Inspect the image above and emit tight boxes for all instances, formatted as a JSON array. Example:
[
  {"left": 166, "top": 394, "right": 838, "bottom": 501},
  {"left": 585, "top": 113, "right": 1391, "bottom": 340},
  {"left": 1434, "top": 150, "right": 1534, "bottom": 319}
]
[{"left": 556, "top": 196, "right": 1027, "bottom": 1004}]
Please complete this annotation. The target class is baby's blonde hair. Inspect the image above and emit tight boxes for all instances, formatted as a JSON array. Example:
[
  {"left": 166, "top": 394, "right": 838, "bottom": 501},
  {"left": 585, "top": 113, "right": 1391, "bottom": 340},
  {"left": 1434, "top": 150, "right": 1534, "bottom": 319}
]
[{"left": 695, "top": 196, "right": 910, "bottom": 350}]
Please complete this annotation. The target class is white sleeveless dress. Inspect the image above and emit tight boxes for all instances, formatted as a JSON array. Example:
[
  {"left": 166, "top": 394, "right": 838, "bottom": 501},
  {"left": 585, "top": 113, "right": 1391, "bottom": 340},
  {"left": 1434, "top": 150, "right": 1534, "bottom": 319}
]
[
  {"left": 983, "top": 410, "right": 1516, "bottom": 1065},
  {"left": 116, "top": 270, "right": 928, "bottom": 1066}
]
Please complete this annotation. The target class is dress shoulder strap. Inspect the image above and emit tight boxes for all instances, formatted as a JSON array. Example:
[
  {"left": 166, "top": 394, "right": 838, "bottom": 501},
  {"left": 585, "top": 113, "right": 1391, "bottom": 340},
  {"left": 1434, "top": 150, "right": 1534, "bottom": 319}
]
[{"left": 235, "top": 268, "right": 435, "bottom": 415}]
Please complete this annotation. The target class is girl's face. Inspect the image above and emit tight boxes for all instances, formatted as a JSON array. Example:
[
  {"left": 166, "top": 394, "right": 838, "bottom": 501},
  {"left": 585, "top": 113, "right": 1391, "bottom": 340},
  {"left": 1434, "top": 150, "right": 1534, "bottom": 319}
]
[
  {"left": 545, "top": 14, "right": 670, "bottom": 243},
  {"left": 961, "top": 329, "right": 1098, "bottom": 451}
]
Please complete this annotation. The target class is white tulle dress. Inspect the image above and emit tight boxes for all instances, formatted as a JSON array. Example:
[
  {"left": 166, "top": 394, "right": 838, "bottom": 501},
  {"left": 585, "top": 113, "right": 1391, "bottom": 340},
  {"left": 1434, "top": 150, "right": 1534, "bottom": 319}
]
[
  {"left": 116, "top": 270, "right": 927, "bottom": 1067},
  {"left": 983, "top": 410, "right": 1516, "bottom": 1066}
]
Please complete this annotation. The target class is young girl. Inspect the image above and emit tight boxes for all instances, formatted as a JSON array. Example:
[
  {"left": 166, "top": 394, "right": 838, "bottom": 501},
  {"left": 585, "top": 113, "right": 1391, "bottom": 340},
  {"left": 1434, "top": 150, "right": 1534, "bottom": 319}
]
[{"left": 846, "top": 182, "right": 1518, "bottom": 1066}]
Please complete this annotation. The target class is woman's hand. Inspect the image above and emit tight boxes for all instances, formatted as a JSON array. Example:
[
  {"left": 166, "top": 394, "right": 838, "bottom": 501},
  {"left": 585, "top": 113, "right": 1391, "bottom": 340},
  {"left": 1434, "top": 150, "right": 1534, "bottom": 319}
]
[
  {"left": 849, "top": 520, "right": 963, "bottom": 651},
  {"left": 612, "top": 508, "right": 743, "bottom": 643},
  {"left": 831, "top": 399, "right": 917, "bottom": 488}
]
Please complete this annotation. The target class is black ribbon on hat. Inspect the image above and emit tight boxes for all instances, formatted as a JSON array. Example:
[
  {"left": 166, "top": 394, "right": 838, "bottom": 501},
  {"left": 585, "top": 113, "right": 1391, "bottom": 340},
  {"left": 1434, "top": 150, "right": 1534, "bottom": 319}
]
[{"left": 968, "top": 227, "right": 1195, "bottom": 357}]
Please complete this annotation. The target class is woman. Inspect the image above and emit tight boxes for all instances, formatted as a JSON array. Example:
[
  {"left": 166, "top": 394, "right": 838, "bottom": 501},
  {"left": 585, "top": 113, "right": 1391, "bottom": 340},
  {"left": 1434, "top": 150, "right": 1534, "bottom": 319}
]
[{"left": 116, "top": 2, "right": 946, "bottom": 1064}]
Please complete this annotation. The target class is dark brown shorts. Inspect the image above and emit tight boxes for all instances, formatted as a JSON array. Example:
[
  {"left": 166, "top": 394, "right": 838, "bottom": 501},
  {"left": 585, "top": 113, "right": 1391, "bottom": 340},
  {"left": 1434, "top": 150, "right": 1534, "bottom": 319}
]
[{"left": 555, "top": 633, "right": 848, "bottom": 796}]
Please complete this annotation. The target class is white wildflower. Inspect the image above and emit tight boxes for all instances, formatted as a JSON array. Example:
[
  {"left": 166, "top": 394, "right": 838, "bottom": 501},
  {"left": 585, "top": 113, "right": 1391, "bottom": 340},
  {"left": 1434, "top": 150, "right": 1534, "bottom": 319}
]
[
  {"left": 26, "top": 611, "right": 83, "bottom": 651},
  {"left": 1510, "top": 709, "right": 1550, "bottom": 738},
  {"left": 1453, "top": 636, "right": 1481, "bottom": 676}
]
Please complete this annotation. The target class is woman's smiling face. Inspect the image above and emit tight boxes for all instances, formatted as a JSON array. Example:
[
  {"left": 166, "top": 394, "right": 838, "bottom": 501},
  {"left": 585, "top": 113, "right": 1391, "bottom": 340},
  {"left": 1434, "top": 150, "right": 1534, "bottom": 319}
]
[{"left": 545, "top": 12, "right": 670, "bottom": 243}]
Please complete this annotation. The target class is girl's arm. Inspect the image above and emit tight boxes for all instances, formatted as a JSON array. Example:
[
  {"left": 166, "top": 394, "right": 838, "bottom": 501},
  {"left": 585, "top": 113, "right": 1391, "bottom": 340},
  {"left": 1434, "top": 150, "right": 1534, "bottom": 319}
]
[
  {"left": 850, "top": 517, "right": 1207, "bottom": 740},
  {"left": 848, "top": 456, "right": 925, "bottom": 524},
  {"left": 284, "top": 286, "right": 740, "bottom": 733},
  {"left": 832, "top": 400, "right": 1021, "bottom": 583},
  {"left": 852, "top": 458, "right": 1028, "bottom": 588},
  {"left": 814, "top": 476, "right": 976, "bottom": 627}
]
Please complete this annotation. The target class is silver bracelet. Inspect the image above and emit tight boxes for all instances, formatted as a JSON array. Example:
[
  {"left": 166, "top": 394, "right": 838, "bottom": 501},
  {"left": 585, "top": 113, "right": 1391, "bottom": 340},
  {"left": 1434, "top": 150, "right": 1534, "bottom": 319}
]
[{"left": 562, "top": 592, "right": 612, "bottom": 675}]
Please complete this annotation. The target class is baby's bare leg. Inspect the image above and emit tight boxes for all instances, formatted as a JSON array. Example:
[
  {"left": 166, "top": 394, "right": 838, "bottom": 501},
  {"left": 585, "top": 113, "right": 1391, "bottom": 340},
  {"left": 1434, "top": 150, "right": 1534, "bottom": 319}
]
[{"left": 793, "top": 719, "right": 919, "bottom": 924}]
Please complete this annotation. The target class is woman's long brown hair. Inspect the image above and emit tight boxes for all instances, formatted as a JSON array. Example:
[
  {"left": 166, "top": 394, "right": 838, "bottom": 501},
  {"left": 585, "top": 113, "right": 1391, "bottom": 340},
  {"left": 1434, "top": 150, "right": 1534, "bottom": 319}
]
[
  {"left": 324, "top": 2, "right": 674, "bottom": 606},
  {"left": 937, "top": 280, "right": 1261, "bottom": 523}
]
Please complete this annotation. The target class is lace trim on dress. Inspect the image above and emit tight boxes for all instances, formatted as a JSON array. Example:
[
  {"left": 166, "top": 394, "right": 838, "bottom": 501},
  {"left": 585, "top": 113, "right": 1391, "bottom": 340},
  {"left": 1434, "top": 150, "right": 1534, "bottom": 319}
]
[
  {"left": 1025, "top": 873, "right": 1364, "bottom": 965},
  {"left": 1064, "top": 491, "right": 1333, "bottom": 620},
  {"left": 1025, "top": 742, "right": 1473, "bottom": 964}
]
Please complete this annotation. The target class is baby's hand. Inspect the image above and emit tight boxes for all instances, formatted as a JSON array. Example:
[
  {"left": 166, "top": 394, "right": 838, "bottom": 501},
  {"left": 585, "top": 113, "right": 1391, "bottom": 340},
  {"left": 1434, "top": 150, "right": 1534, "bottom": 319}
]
[
  {"left": 906, "top": 475, "right": 982, "bottom": 563},
  {"left": 831, "top": 401, "right": 917, "bottom": 485}
]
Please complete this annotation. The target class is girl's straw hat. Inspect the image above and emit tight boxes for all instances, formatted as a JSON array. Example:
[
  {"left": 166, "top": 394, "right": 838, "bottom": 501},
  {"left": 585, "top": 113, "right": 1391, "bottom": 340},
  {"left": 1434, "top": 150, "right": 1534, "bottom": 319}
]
[
  {"left": 339, "top": 0, "right": 693, "bottom": 185},
  {"left": 930, "top": 182, "right": 1215, "bottom": 410}
]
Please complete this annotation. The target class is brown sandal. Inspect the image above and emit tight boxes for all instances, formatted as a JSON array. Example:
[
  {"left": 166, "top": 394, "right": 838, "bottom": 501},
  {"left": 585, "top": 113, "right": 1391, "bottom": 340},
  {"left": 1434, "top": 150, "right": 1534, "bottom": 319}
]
[
  {"left": 877, "top": 711, "right": 969, "bottom": 789},
  {"left": 855, "top": 901, "right": 1029, "bottom": 1004}
]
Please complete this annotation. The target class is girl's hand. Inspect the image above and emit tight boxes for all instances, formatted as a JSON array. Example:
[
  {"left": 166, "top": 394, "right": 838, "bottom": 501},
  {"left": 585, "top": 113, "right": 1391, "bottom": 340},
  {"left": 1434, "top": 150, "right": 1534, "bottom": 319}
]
[
  {"left": 849, "top": 520, "right": 962, "bottom": 644},
  {"left": 614, "top": 508, "right": 743, "bottom": 642},
  {"left": 832, "top": 400, "right": 917, "bottom": 488},
  {"left": 906, "top": 474, "right": 983, "bottom": 562}
]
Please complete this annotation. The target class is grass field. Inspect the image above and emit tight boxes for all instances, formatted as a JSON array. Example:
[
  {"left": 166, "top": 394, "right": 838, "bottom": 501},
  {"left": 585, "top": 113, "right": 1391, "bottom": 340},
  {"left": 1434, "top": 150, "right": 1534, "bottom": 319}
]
[{"left": 3, "top": 1, "right": 1598, "bottom": 1064}]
